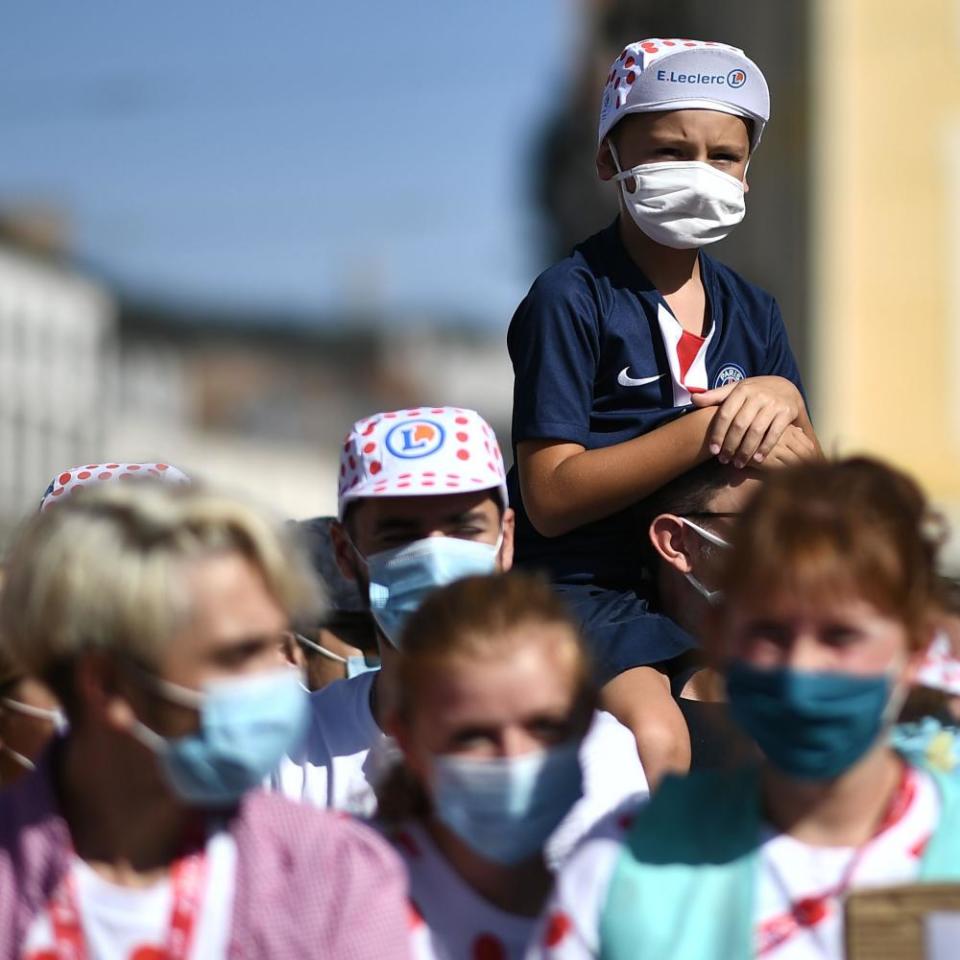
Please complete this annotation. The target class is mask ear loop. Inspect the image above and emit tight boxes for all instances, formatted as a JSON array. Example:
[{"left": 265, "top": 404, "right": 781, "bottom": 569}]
[
  {"left": 678, "top": 517, "right": 732, "bottom": 550},
  {"left": 1, "top": 744, "right": 36, "bottom": 772},
  {"left": 1, "top": 697, "right": 67, "bottom": 730},
  {"left": 294, "top": 632, "right": 349, "bottom": 665}
]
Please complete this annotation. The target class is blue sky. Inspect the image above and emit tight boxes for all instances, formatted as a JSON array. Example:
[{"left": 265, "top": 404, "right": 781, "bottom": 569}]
[{"left": 0, "top": 2, "right": 577, "bottom": 325}]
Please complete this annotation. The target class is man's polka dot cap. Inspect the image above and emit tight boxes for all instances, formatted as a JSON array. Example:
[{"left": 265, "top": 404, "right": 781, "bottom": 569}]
[
  {"left": 39, "top": 462, "right": 190, "bottom": 511},
  {"left": 598, "top": 39, "right": 770, "bottom": 150},
  {"left": 337, "top": 407, "right": 508, "bottom": 520}
]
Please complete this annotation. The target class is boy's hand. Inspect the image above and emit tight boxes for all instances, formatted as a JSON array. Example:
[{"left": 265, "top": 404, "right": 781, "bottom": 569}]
[
  {"left": 754, "top": 424, "right": 817, "bottom": 470},
  {"left": 692, "top": 376, "right": 804, "bottom": 468}
]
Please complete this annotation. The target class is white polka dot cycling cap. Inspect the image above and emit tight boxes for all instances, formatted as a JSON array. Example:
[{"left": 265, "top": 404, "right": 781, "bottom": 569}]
[
  {"left": 337, "top": 407, "right": 508, "bottom": 521},
  {"left": 598, "top": 39, "right": 770, "bottom": 151},
  {"left": 40, "top": 462, "right": 190, "bottom": 511}
]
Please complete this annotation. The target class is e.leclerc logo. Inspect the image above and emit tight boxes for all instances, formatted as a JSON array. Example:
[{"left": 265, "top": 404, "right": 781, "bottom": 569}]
[
  {"left": 385, "top": 419, "right": 446, "bottom": 459},
  {"left": 715, "top": 364, "right": 747, "bottom": 388},
  {"left": 655, "top": 68, "right": 748, "bottom": 89}
]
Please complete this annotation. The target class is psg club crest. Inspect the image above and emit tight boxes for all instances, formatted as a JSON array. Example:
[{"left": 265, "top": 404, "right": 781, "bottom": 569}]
[{"left": 715, "top": 363, "right": 746, "bottom": 388}]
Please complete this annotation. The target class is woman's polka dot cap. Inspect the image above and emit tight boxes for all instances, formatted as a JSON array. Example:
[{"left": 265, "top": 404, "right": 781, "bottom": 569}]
[
  {"left": 39, "top": 462, "right": 190, "bottom": 511},
  {"left": 337, "top": 407, "right": 508, "bottom": 520},
  {"left": 598, "top": 38, "right": 770, "bottom": 150}
]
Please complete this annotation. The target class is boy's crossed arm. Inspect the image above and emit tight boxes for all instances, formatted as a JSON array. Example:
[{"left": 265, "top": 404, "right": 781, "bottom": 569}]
[{"left": 519, "top": 376, "right": 816, "bottom": 538}]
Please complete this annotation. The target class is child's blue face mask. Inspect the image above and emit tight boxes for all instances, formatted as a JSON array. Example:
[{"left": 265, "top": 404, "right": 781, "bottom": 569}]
[
  {"left": 361, "top": 533, "right": 502, "bottom": 648},
  {"left": 430, "top": 741, "right": 584, "bottom": 865}
]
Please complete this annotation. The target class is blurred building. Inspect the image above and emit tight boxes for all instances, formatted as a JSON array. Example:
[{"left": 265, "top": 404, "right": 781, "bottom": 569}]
[
  {"left": 0, "top": 220, "right": 512, "bottom": 539},
  {"left": 0, "top": 234, "right": 114, "bottom": 538},
  {"left": 113, "top": 302, "right": 512, "bottom": 520}
]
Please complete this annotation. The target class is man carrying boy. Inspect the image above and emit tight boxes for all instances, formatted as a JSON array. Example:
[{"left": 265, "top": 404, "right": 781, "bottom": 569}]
[
  {"left": 507, "top": 38, "right": 817, "bottom": 784},
  {"left": 273, "top": 406, "right": 650, "bottom": 861}
]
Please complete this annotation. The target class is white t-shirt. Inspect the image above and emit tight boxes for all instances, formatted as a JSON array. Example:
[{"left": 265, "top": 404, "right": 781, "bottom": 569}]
[
  {"left": 271, "top": 670, "right": 398, "bottom": 817},
  {"left": 22, "top": 829, "right": 236, "bottom": 960},
  {"left": 528, "top": 765, "right": 940, "bottom": 960},
  {"left": 390, "top": 820, "right": 538, "bottom": 960},
  {"left": 272, "top": 672, "right": 649, "bottom": 865}
]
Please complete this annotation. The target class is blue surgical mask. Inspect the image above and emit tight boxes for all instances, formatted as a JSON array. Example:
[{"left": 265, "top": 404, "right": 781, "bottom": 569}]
[
  {"left": 130, "top": 667, "right": 309, "bottom": 807},
  {"left": 430, "top": 741, "right": 584, "bottom": 865},
  {"left": 294, "top": 632, "right": 380, "bottom": 679},
  {"left": 365, "top": 535, "right": 501, "bottom": 648},
  {"left": 725, "top": 661, "right": 901, "bottom": 780}
]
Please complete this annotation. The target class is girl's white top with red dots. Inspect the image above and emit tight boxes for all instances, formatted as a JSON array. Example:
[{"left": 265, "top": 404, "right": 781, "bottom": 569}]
[
  {"left": 390, "top": 819, "right": 538, "bottom": 960},
  {"left": 528, "top": 765, "right": 939, "bottom": 960},
  {"left": 40, "top": 462, "right": 190, "bottom": 511},
  {"left": 337, "top": 408, "right": 508, "bottom": 521}
]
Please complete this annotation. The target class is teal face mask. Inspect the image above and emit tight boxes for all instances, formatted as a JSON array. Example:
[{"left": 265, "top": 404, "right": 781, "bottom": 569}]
[
  {"left": 365, "top": 534, "right": 501, "bottom": 648},
  {"left": 725, "top": 661, "right": 897, "bottom": 780},
  {"left": 430, "top": 741, "right": 584, "bottom": 865}
]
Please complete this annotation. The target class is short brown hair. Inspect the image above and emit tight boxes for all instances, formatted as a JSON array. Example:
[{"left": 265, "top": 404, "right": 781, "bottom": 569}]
[{"left": 714, "top": 457, "right": 943, "bottom": 649}]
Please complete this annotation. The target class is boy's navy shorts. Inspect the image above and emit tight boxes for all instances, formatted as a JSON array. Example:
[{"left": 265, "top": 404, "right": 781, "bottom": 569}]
[{"left": 552, "top": 583, "right": 699, "bottom": 689}]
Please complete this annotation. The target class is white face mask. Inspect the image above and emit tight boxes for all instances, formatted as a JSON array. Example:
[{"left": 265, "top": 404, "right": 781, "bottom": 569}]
[
  {"left": 608, "top": 142, "right": 746, "bottom": 249},
  {"left": 678, "top": 517, "right": 732, "bottom": 605}
]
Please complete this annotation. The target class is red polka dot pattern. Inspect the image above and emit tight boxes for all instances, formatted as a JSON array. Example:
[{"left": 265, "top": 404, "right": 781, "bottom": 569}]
[
  {"left": 337, "top": 408, "right": 509, "bottom": 518},
  {"left": 131, "top": 947, "right": 166, "bottom": 960},
  {"left": 408, "top": 900, "right": 425, "bottom": 930},
  {"left": 40, "top": 463, "right": 190, "bottom": 512},
  {"left": 472, "top": 934, "right": 507, "bottom": 960},
  {"left": 793, "top": 896, "right": 829, "bottom": 927},
  {"left": 544, "top": 911, "right": 574, "bottom": 947}
]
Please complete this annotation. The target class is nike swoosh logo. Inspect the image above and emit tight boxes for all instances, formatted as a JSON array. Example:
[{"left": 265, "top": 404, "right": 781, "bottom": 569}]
[{"left": 617, "top": 367, "right": 664, "bottom": 388}]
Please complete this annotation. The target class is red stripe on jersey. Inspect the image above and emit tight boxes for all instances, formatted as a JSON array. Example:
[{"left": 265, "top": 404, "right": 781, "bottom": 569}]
[{"left": 677, "top": 330, "right": 705, "bottom": 385}]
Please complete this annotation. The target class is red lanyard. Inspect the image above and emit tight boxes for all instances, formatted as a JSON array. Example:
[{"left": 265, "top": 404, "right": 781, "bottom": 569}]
[
  {"left": 48, "top": 845, "right": 208, "bottom": 960},
  {"left": 757, "top": 762, "right": 916, "bottom": 956}
]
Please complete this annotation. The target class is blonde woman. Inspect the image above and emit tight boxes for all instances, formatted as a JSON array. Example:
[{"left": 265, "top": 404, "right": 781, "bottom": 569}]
[{"left": 0, "top": 482, "right": 412, "bottom": 959}]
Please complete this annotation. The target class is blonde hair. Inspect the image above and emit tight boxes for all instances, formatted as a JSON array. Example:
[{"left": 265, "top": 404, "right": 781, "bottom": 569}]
[{"left": 0, "top": 482, "right": 324, "bottom": 687}]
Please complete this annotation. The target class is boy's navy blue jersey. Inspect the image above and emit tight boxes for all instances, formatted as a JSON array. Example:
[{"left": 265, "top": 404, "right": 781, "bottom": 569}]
[{"left": 507, "top": 218, "right": 806, "bottom": 586}]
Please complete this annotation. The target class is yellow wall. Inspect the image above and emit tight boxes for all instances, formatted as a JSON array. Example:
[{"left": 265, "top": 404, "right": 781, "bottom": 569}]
[{"left": 812, "top": 0, "right": 960, "bottom": 506}]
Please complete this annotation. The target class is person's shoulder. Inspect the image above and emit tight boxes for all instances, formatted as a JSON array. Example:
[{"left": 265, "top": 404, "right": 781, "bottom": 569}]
[
  {"left": 519, "top": 226, "right": 616, "bottom": 312},
  {"left": 310, "top": 671, "right": 371, "bottom": 716},
  {"left": 309, "top": 672, "right": 378, "bottom": 739},
  {"left": 240, "top": 790, "right": 401, "bottom": 866},
  {"left": 701, "top": 252, "right": 778, "bottom": 316}
]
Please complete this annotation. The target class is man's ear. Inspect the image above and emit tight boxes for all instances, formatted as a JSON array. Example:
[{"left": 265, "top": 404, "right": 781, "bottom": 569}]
[
  {"left": 330, "top": 519, "right": 359, "bottom": 582},
  {"left": 649, "top": 514, "right": 695, "bottom": 574},
  {"left": 498, "top": 507, "right": 516, "bottom": 573}
]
